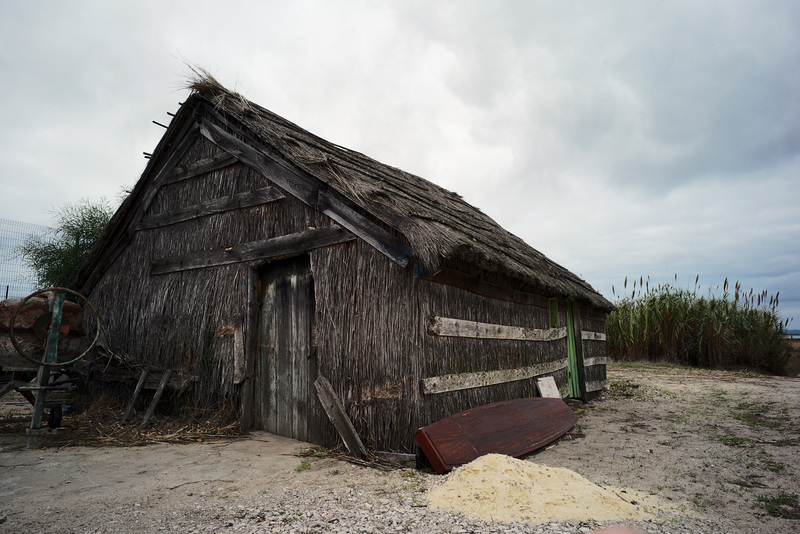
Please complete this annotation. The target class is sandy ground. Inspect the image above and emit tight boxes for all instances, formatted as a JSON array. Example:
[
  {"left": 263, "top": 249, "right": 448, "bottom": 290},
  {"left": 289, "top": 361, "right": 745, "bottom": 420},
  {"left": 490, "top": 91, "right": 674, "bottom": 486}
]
[{"left": 1, "top": 365, "right": 798, "bottom": 533}]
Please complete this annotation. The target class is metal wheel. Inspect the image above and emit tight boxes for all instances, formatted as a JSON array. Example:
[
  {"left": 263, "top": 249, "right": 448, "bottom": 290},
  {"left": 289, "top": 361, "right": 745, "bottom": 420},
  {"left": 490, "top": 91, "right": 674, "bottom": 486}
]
[{"left": 8, "top": 287, "right": 101, "bottom": 368}]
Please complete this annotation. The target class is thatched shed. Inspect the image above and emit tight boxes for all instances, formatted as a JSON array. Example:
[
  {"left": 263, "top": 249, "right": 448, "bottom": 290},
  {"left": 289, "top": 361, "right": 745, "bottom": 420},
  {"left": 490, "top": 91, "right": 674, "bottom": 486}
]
[{"left": 76, "top": 77, "right": 613, "bottom": 453}]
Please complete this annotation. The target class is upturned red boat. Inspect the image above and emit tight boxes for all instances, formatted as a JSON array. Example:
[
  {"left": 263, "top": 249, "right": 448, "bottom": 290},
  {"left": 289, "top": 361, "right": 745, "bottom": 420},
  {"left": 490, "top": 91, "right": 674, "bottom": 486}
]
[{"left": 415, "top": 397, "right": 579, "bottom": 474}]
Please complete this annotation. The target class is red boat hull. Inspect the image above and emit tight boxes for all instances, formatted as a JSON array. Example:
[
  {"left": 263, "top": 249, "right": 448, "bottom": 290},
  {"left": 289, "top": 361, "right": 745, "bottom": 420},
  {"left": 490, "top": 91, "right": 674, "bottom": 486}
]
[{"left": 415, "top": 397, "right": 579, "bottom": 474}]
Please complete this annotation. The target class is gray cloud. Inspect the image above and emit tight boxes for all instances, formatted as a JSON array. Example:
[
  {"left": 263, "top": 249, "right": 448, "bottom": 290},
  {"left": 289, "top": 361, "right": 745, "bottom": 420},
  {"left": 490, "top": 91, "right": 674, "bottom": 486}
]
[{"left": 1, "top": 0, "right": 797, "bottom": 323}]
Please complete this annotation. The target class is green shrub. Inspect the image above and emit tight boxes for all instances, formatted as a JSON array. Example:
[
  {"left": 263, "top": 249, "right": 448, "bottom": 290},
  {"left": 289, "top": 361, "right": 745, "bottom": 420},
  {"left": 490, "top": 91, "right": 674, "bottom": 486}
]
[{"left": 606, "top": 276, "right": 792, "bottom": 374}]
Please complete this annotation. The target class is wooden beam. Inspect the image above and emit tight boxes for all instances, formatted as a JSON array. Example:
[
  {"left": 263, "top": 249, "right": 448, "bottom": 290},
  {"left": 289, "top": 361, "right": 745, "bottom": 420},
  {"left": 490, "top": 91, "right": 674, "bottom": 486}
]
[
  {"left": 581, "top": 331, "right": 607, "bottom": 341},
  {"left": 421, "top": 358, "right": 568, "bottom": 395},
  {"left": 163, "top": 152, "right": 237, "bottom": 185},
  {"left": 150, "top": 225, "right": 355, "bottom": 275},
  {"left": 240, "top": 268, "right": 260, "bottom": 430},
  {"left": 583, "top": 356, "right": 608, "bottom": 367},
  {"left": 199, "top": 118, "right": 413, "bottom": 267},
  {"left": 137, "top": 187, "right": 284, "bottom": 230},
  {"left": 427, "top": 316, "right": 567, "bottom": 342},
  {"left": 316, "top": 191, "right": 411, "bottom": 267},
  {"left": 121, "top": 369, "right": 148, "bottom": 422},
  {"left": 139, "top": 369, "right": 172, "bottom": 429},
  {"left": 232, "top": 323, "right": 246, "bottom": 385},
  {"left": 314, "top": 376, "right": 367, "bottom": 459},
  {"left": 585, "top": 379, "right": 609, "bottom": 393},
  {"left": 199, "top": 120, "right": 319, "bottom": 204}
]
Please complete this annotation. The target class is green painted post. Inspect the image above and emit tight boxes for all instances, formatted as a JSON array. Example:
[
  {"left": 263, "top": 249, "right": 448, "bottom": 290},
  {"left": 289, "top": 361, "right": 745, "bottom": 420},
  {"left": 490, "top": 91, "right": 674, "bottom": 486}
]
[
  {"left": 566, "top": 301, "right": 580, "bottom": 398},
  {"left": 27, "top": 291, "right": 65, "bottom": 448}
]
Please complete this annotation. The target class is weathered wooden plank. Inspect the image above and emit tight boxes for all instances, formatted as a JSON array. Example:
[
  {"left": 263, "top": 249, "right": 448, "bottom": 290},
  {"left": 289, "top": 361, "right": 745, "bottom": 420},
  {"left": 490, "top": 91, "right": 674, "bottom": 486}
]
[
  {"left": 121, "top": 369, "right": 148, "bottom": 422},
  {"left": 137, "top": 187, "right": 284, "bottom": 230},
  {"left": 199, "top": 120, "right": 319, "bottom": 204},
  {"left": 239, "top": 268, "right": 259, "bottom": 429},
  {"left": 317, "top": 191, "right": 412, "bottom": 267},
  {"left": 150, "top": 225, "right": 355, "bottom": 275},
  {"left": 427, "top": 316, "right": 567, "bottom": 342},
  {"left": 314, "top": 376, "right": 367, "bottom": 459},
  {"left": 139, "top": 369, "right": 172, "bottom": 429},
  {"left": 585, "top": 379, "right": 609, "bottom": 393},
  {"left": 422, "top": 268, "right": 552, "bottom": 308},
  {"left": 583, "top": 356, "right": 608, "bottom": 367},
  {"left": 421, "top": 358, "right": 568, "bottom": 395},
  {"left": 581, "top": 331, "right": 607, "bottom": 341},
  {"left": 163, "top": 151, "right": 237, "bottom": 185},
  {"left": 89, "top": 365, "right": 197, "bottom": 390},
  {"left": 535, "top": 376, "right": 561, "bottom": 398},
  {"left": 232, "top": 323, "right": 246, "bottom": 385},
  {"left": 200, "top": 118, "right": 414, "bottom": 267}
]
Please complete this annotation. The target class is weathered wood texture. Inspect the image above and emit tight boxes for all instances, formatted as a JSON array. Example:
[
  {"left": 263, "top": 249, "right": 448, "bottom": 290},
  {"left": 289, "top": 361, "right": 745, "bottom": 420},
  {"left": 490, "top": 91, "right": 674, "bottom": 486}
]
[
  {"left": 314, "top": 376, "right": 367, "bottom": 459},
  {"left": 254, "top": 255, "right": 319, "bottom": 443},
  {"left": 150, "top": 225, "right": 354, "bottom": 274},
  {"left": 428, "top": 316, "right": 567, "bottom": 342},
  {"left": 535, "top": 376, "right": 562, "bottom": 398},
  {"left": 421, "top": 358, "right": 568, "bottom": 395},
  {"left": 579, "top": 309, "right": 608, "bottom": 396},
  {"left": 137, "top": 187, "right": 284, "bottom": 230},
  {"left": 581, "top": 331, "right": 607, "bottom": 341}
]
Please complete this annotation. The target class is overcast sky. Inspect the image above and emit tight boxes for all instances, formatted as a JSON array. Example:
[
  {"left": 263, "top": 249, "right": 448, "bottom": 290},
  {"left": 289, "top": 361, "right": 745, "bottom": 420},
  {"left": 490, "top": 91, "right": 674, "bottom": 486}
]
[{"left": 1, "top": 1, "right": 798, "bottom": 325}]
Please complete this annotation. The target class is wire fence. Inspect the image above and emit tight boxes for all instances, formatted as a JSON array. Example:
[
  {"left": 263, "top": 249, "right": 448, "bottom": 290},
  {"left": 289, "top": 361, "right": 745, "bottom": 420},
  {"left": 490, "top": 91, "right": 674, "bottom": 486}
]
[{"left": 0, "top": 217, "right": 52, "bottom": 300}]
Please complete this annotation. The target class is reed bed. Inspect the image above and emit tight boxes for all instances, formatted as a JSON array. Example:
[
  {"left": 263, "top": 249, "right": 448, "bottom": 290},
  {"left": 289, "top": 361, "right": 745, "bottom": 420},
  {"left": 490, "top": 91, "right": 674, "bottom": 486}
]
[{"left": 606, "top": 275, "right": 792, "bottom": 374}]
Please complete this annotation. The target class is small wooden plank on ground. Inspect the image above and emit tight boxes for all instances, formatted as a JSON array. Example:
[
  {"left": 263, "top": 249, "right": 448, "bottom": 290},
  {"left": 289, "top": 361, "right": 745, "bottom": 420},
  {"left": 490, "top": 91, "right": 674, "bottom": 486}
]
[
  {"left": 139, "top": 369, "right": 172, "bottom": 429},
  {"left": 314, "top": 375, "right": 367, "bottom": 459},
  {"left": 122, "top": 369, "right": 149, "bottom": 422},
  {"left": 536, "top": 376, "right": 561, "bottom": 398}
]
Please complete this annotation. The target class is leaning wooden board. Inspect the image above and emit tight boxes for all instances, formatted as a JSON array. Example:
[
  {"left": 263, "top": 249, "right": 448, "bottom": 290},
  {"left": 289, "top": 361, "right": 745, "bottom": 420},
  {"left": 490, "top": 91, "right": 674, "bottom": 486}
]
[{"left": 415, "top": 397, "right": 579, "bottom": 474}]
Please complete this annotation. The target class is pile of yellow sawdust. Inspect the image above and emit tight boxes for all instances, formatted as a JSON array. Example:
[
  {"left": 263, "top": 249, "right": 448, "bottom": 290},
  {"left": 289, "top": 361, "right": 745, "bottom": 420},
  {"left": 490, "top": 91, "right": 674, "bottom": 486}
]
[{"left": 427, "top": 454, "right": 657, "bottom": 524}]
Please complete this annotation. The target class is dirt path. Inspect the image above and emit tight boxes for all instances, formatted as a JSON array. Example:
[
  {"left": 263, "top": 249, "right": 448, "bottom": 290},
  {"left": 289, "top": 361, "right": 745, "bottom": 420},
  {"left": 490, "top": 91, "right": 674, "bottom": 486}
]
[
  {"left": 1, "top": 366, "right": 798, "bottom": 533},
  {"left": 534, "top": 366, "right": 800, "bottom": 532}
]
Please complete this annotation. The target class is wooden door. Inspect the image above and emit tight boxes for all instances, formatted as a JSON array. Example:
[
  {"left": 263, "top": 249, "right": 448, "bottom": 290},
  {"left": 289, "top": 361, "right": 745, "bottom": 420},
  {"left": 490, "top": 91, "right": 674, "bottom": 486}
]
[{"left": 255, "top": 255, "right": 318, "bottom": 442}]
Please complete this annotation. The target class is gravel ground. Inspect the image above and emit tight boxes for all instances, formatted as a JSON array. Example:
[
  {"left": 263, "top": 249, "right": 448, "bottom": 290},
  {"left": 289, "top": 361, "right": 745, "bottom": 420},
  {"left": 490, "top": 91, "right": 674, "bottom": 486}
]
[{"left": 2, "top": 365, "right": 798, "bottom": 533}]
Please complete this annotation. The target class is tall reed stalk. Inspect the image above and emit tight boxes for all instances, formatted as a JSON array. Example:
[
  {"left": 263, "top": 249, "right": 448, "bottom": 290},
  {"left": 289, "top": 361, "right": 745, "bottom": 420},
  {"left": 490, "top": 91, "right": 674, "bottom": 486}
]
[{"left": 606, "top": 275, "right": 792, "bottom": 374}]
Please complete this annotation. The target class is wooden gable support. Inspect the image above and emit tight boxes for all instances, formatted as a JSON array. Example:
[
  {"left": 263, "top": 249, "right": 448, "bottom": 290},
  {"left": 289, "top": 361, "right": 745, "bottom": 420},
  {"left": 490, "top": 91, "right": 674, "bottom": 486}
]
[
  {"left": 150, "top": 225, "right": 355, "bottom": 275},
  {"left": 162, "top": 151, "right": 238, "bottom": 185},
  {"left": 197, "top": 117, "right": 413, "bottom": 268},
  {"left": 137, "top": 187, "right": 285, "bottom": 230}
]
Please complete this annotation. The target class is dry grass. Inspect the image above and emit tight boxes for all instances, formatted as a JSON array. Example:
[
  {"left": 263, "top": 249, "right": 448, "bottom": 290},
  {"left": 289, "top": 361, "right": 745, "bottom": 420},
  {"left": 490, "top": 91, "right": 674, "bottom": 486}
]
[{"left": 0, "top": 393, "right": 246, "bottom": 448}]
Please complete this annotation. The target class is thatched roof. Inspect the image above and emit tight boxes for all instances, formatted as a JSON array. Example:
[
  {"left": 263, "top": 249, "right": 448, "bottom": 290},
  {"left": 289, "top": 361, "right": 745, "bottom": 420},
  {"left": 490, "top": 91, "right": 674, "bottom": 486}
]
[{"left": 78, "top": 76, "right": 612, "bottom": 311}]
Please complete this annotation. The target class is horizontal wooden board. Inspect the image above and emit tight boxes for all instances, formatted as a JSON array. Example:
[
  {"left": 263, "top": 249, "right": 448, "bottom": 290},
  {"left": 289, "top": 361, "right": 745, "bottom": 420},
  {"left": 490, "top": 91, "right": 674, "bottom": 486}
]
[
  {"left": 150, "top": 225, "right": 354, "bottom": 274},
  {"left": 163, "top": 151, "right": 238, "bottom": 185},
  {"left": 582, "top": 356, "right": 608, "bottom": 367},
  {"left": 428, "top": 316, "right": 567, "bottom": 342},
  {"left": 585, "top": 379, "right": 609, "bottom": 392},
  {"left": 581, "top": 331, "right": 607, "bottom": 341},
  {"left": 137, "top": 187, "right": 284, "bottom": 230},
  {"left": 421, "top": 358, "right": 568, "bottom": 395}
]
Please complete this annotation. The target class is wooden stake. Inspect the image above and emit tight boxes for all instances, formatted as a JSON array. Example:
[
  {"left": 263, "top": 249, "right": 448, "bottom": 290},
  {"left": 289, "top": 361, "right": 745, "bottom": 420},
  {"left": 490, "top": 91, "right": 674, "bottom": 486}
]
[{"left": 314, "top": 376, "right": 367, "bottom": 459}]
